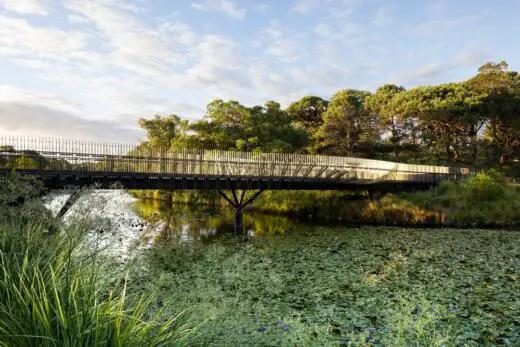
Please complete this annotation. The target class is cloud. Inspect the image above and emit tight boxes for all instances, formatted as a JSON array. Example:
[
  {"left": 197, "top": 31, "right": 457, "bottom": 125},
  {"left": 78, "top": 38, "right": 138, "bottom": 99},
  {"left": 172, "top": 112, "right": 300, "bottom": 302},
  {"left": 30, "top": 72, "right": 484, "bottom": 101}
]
[
  {"left": 453, "top": 50, "right": 489, "bottom": 66},
  {"left": 0, "top": 15, "right": 94, "bottom": 63},
  {"left": 388, "top": 49, "right": 490, "bottom": 85},
  {"left": 290, "top": 0, "right": 322, "bottom": 14},
  {"left": 64, "top": 0, "right": 184, "bottom": 76},
  {"left": 191, "top": 0, "right": 246, "bottom": 19},
  {"left": 314, "top": 23, "right": 331, "bottom": 37},
  {"left": 291, "top": 0, "right": 371, "bottom": 17},
  {"left": 0, "top": 102, "right": 143, "bottom": 142},
  {"left": 260, "top": 21, "right": 307, "bottom": 62},
  {"left": 0, "top": 0, "right": 49, "bottom": 15},
  {"left": 407, "top": 11, "right": 487, "bottom": 38},
  {"left": 372, "top": 6, "right": 392, "bottom": 26},
  {"left": 0, "top": 85, "right": 81, "bottom": 114},
  {"left": 389, "top": 62, "right": 447, "bottom": 85}
]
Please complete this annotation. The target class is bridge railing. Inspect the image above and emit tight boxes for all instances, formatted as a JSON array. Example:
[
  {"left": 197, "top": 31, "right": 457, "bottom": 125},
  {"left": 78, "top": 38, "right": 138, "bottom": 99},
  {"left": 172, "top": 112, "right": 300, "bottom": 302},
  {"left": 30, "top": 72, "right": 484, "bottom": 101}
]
[{"left": 0, "top": 135, "right": 471, "bottom": 184}]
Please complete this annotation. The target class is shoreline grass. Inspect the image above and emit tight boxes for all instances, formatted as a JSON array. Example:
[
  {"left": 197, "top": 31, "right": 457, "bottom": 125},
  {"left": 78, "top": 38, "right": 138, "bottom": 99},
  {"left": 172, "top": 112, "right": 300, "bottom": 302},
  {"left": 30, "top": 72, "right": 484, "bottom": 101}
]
[{"left": 0, "top": 174, "right": 199, "bottom": 346}]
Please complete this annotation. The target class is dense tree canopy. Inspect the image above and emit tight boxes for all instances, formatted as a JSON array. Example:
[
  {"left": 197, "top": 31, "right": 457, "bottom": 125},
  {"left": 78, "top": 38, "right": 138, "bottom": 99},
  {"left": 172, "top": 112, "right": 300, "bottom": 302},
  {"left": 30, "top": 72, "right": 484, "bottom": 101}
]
[
  {"left": 318, "top": 89, "right": 376, "bottom": 155},
  {"left": 137, "top": 61, "right": 520, "bottom": 170},
  {"left": 286, "top": 96, "right": 328, "bottom": 153}
]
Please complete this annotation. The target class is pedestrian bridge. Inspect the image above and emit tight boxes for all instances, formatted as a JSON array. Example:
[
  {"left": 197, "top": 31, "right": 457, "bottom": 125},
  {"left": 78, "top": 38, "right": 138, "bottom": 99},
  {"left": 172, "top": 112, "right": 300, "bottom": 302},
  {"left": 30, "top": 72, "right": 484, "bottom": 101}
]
[{"left": 0, "top": 135, "right": 471, "bottom": 192}]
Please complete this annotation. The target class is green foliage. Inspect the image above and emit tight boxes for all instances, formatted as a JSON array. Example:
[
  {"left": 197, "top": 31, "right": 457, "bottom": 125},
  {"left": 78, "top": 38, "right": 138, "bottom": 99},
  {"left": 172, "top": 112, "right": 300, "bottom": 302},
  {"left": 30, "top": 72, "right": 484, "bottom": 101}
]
[
  {"left": 135, "top": 226, "right": 520, "bottom": 346},
  {"left": 179, "top": 99, "right": 308, "bottom": 153},
  {"left": 138, "top": 114, "right": 189, "bottom": 150},
  {"left": 286, "top": 96, "right": 329, "bottom": 153},
  {"left": 318, "top": 89, "right": 377, "bottom": 155},
  {"left": 0, "top": 177, "right": 198, "bottom": 346},
  {"left": 403, "top": 170, "right": 520, "bottom": 225}
]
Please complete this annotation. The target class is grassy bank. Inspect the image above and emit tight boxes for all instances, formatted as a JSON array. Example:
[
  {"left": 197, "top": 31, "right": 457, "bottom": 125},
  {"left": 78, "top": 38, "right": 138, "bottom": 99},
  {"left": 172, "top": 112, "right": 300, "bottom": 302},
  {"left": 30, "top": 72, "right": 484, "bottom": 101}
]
[
  {"left": 132, "top": 171, "right": 520, "bottom": 227},
  {"left": 0, "top": 174, "right": 198, "bottom": 346},
  {"left": 134, "top": 226, "right": 520, "bottom": 346}
]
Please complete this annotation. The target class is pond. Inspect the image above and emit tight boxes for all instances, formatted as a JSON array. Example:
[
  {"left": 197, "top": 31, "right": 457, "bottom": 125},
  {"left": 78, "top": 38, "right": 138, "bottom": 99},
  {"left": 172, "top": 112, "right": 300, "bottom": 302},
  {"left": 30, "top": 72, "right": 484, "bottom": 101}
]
[
  {"left": 133, "top": 198, "right": 321, "bottom": 244},
  {"left": 128, "top": 197, "right": 520, "bottom": 346}
]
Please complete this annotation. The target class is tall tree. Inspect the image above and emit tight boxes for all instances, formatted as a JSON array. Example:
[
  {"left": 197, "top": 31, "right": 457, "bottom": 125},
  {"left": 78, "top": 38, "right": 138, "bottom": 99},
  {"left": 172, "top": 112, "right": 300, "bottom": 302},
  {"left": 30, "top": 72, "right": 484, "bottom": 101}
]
[
  {"left": 318, "top": 89, "right": 376, "bottom": 156},
  {"left": 286, "top": 96, "right": 328, "bottom": 153},
  {"left": 138, "top": 114, "right": 188, "bottom": 150},
  {"left": 189, "top": 99, "right": 251, "bottom": 150},
  {"left": 393, "top": 83, "right": 484, "bottom": 162},
  {"left": 467, "top": 61, "right": 520, "bottom": 164},
  {"left": 365, "top": 84, "right": 406, "bottom": 157}
]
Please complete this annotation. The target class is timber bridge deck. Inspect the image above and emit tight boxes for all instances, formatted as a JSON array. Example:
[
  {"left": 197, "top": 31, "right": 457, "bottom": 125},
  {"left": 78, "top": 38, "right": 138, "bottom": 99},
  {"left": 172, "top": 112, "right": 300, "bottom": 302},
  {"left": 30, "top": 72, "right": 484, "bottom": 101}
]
[{"left": 0, "top": 136, "right": 471, "bottom": 192}]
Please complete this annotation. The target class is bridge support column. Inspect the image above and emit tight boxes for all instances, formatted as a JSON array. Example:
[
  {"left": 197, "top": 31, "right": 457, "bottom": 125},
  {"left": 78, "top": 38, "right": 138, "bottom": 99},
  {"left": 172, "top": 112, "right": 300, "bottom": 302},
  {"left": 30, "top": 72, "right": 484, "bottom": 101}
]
[
  {"left": 217, "top": 189, "right": 264, "bottom": 235},
  {"left": 235, "top": 208, "right": 243, "bottom": 234}
]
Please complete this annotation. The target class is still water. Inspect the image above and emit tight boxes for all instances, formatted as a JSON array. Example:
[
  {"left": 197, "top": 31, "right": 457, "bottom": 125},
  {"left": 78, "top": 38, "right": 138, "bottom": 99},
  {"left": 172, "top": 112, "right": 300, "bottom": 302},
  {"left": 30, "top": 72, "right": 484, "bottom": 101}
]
[{"left": 133, "top": 199, "right": 318, "bottom": 244}]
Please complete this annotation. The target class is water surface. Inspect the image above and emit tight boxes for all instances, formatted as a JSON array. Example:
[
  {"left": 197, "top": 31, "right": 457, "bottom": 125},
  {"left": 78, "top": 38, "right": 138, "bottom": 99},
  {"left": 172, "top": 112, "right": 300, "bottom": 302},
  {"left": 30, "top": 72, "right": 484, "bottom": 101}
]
[{"left": 133, "top": 199, "right": 317, "bottom": 245}]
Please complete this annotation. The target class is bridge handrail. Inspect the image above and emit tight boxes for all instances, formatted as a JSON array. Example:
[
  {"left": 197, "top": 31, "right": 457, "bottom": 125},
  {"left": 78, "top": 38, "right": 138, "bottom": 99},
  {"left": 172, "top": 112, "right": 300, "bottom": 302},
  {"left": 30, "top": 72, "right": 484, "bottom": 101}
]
[{"left": 0, "top": 134, "right": 473, "bottom": 185}]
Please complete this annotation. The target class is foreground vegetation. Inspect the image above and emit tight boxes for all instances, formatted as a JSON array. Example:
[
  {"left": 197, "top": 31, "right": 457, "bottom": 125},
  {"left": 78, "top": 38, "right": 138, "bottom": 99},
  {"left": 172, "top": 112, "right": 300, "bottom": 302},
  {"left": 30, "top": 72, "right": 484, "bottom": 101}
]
[
  {"left": 1, "top": 175, "right": 520, "bottom": 346},
  {"left": 0, "top": 175, "right": 197, "bottom": 346},
  {"left": 134, "top": 225, "right": 520, "bottom": 346}
]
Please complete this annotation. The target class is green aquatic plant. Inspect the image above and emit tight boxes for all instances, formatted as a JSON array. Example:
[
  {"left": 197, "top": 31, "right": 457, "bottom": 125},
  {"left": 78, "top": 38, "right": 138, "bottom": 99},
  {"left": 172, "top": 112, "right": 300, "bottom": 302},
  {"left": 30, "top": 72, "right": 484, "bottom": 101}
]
[{"left": 134, "top": 226, "right": 520, "bottom": 346}]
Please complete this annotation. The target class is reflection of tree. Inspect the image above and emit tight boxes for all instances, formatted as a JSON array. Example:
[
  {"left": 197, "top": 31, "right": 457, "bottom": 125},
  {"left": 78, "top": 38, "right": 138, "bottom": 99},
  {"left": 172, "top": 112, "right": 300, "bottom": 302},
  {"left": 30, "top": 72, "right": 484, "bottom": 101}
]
[{"left": 133, "top": 199, "right": 298, "bottom": 244}]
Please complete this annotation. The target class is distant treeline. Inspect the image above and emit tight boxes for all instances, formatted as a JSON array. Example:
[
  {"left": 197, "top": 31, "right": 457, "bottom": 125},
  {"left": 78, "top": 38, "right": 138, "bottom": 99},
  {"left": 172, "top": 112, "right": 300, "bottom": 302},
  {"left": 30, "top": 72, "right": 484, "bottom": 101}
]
[{"left": 138, "top": 61, "right": 520, "bottom": 171}]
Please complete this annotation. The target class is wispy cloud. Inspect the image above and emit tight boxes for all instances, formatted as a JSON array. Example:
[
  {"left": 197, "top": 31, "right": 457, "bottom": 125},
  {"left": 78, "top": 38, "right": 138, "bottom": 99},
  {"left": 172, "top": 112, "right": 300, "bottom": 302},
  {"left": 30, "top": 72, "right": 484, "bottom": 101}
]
[
  {"left": 372, "top": 6, "right": 393, "bottom": 26},
  {"left": 0, "top": 15, "right": 93, "bottom": 62},
  {"left": 191, "top": 0, "right": 246, "bottom": 19},
  {"left": 0, "top": 0, "right": 49, "bottom": 15},
  {"left": 0, "top": 101, "right": 143, "bottom": 142},
  {"left": 389, "top": 49, "right": 490, "bottom": 85}
]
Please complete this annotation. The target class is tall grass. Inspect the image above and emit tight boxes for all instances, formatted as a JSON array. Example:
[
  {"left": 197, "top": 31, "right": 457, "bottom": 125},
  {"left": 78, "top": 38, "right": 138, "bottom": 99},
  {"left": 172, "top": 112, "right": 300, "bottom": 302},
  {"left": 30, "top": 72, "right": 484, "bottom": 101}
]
[
  {"left": 403, "top": 170, "right": 520, "bottom": 225},
  {"left": 0, "top": 174, "right": 197, "bottom": 346}
]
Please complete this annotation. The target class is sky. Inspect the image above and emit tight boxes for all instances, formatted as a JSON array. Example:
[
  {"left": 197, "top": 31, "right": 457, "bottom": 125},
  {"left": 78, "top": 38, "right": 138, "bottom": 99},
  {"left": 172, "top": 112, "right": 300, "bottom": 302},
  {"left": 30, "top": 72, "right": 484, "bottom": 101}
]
[{"left": 0, "top": 0, "right": 519, "bottom": 142}]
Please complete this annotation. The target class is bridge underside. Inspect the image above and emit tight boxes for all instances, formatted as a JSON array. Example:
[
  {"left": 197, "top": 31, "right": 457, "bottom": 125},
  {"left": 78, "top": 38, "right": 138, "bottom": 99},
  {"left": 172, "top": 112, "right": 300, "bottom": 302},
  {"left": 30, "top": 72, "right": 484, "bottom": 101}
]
[{"left": 1, "top": 169, "right": 437, "bottom": 193}]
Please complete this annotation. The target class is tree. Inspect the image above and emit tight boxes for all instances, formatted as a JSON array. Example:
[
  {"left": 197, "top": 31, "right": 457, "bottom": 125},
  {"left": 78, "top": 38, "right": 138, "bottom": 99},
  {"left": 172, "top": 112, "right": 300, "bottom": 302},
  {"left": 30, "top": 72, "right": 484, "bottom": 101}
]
[
  {"left": 467, "top": 61, "right": 520, "bottom": 164},
  {"left": 188, "top": 99, "right": 308, "bottom": 153},
  {"left": 138, "top": 114, "right": 188, "bottom": 150},
  {"left": 393, "top": 83, "right": 485, "bottom": 163},
  {"left": 318, "top": 89, "right": 376, "bottom": 156},
  {"left": 365, "top": 84, "right": 406, "bottom": 157},
  {"left": 286, "top": 96, "right": 328, "bottom": 153},
  {"left": 188, "top": 99, "right": 251, "bottom": 150},
  {"left": 249, "top": 101, "right": 308, "bottom": 153}
]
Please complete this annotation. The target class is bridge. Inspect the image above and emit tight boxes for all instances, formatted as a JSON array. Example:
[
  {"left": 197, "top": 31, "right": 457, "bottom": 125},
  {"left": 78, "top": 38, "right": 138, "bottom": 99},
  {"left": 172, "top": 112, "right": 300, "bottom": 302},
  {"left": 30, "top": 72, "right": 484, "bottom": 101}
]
[{"left": 0, "top": 135, "right": 471, "bottom": 232}]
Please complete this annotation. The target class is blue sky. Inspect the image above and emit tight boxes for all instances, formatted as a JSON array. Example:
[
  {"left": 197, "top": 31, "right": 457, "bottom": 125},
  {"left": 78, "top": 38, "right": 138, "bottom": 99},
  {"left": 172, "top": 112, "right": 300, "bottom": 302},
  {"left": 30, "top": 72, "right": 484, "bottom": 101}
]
[{"left": 0, "top": 0, "right": 519, "bottom": 141}]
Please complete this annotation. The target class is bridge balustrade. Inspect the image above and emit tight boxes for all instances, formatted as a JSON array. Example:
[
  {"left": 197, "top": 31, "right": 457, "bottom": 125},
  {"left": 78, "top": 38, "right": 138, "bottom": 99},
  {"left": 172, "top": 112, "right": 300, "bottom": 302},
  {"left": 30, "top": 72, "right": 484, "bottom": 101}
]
[{"left": 0, "top": 135, "right": 471, "bottom": 186}]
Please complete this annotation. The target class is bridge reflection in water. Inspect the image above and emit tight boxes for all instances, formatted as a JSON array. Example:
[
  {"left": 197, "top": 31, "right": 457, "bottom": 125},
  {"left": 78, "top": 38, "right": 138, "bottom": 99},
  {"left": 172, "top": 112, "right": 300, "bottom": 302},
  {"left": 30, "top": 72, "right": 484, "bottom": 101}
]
[{"left": 0, "top": 135, "right": 472, "bottom": 233}]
